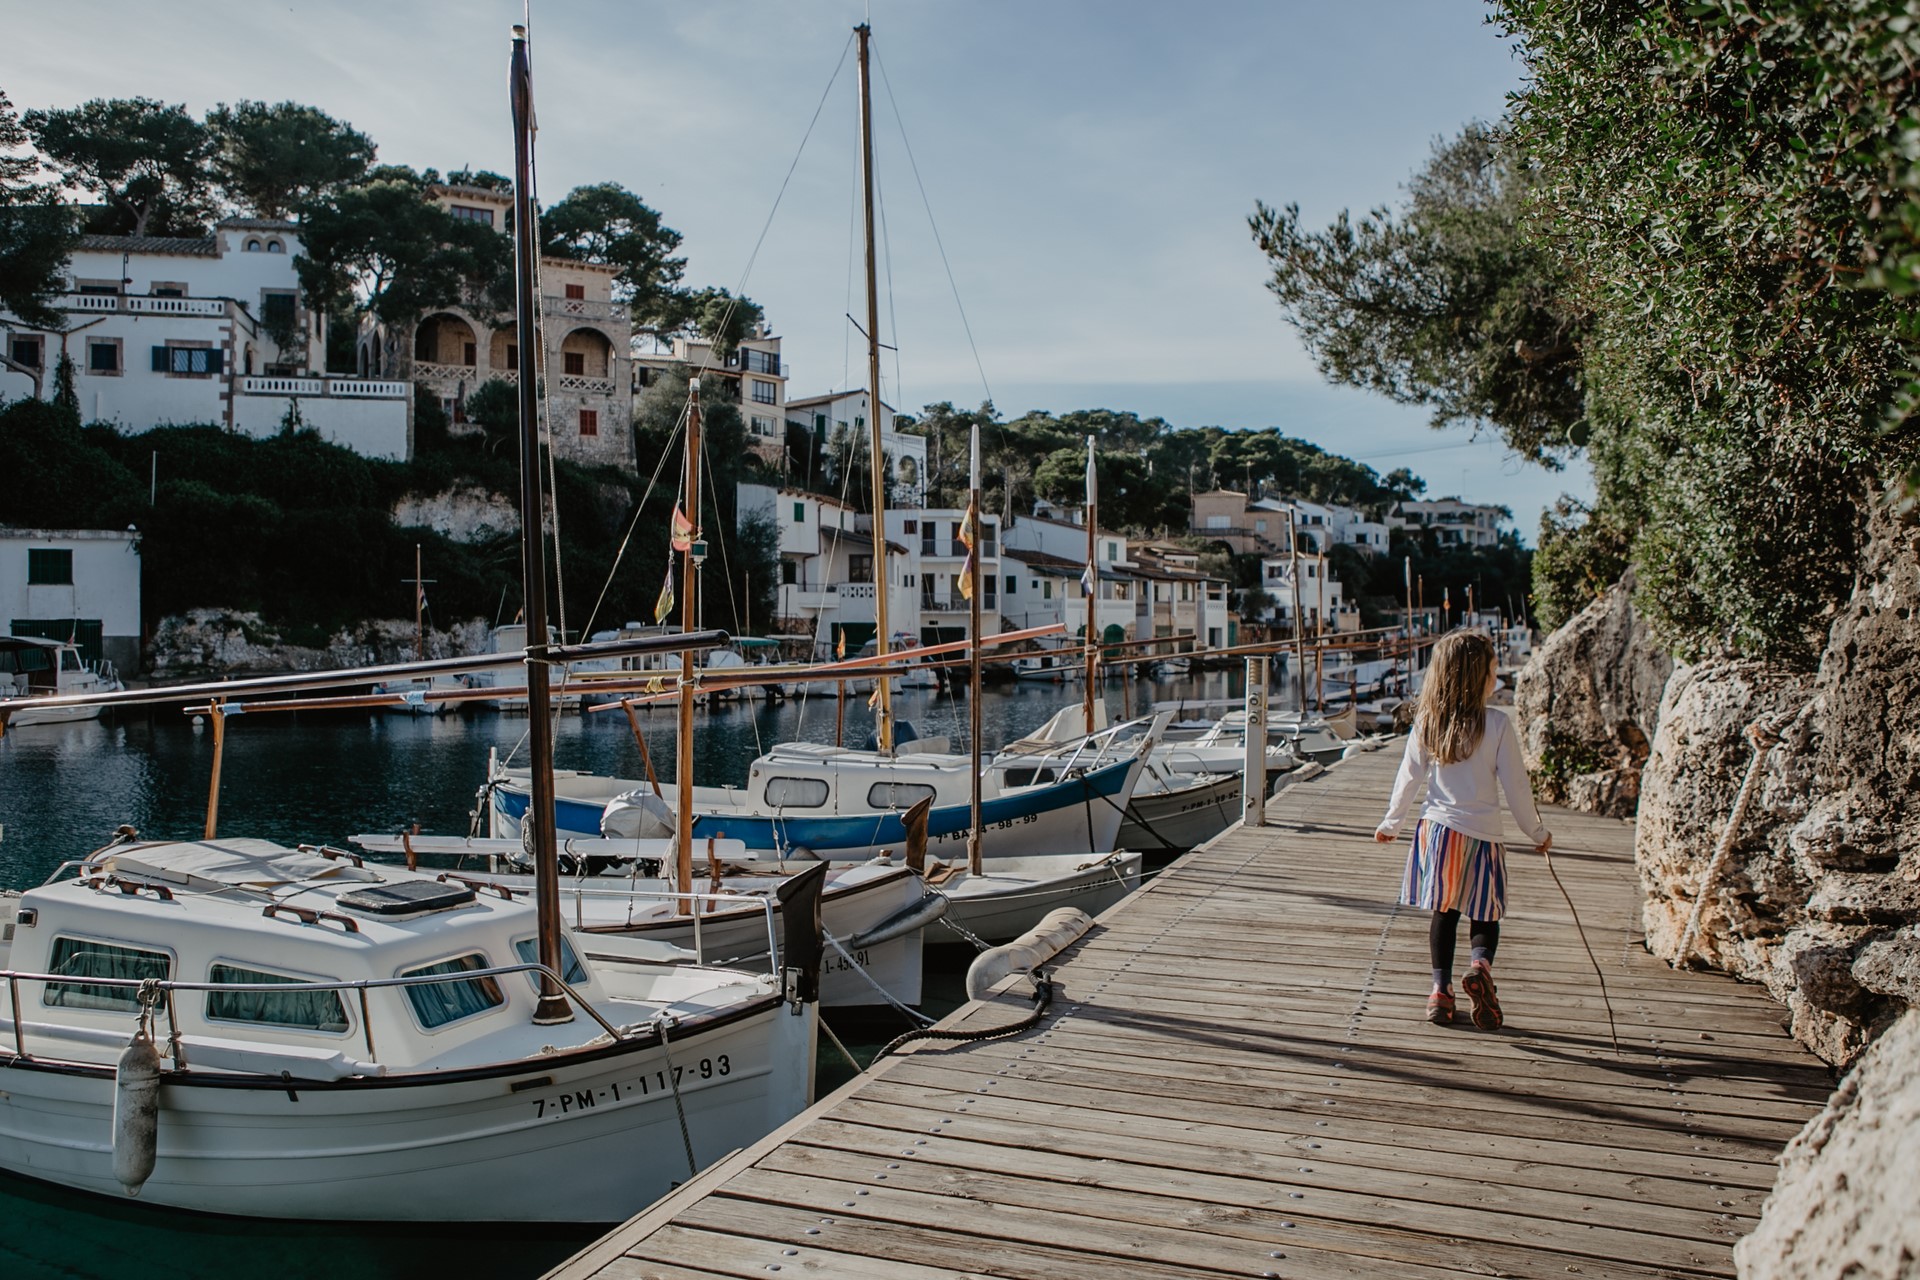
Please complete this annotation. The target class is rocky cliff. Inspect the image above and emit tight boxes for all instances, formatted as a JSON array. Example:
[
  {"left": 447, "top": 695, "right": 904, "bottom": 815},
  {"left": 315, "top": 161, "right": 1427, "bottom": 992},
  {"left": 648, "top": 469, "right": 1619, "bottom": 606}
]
[
  {"left": 1637, "top": 494, "right": 1920, "bottom": 1067},
  {"left": 1514, "top": 569, "right": 1674, "bottom": 817},
  {"left": 149, "top": 609, "right": 490, "bottom": 676},
  {"left": 1734, "top": 1007, "right": 1918, "bottom": 1278}
]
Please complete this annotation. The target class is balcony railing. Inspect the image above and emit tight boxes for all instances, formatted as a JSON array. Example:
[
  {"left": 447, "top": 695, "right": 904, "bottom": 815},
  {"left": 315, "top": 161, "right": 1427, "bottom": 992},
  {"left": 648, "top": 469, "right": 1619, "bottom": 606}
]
[
  {"left": 60, "top": 293, "right": 229, "bottom": 317},
  {"left": 555, "top": 373, "right": 615, "bottom": 395},
  {"left": 552, "top": 296, "right": 623, "bottom": 323},
  {"left": 412, "top": 360, "right": 479, "bottom": 382},
  {"left": 240, "top": 376, "right": 408, "bottom": 399}
]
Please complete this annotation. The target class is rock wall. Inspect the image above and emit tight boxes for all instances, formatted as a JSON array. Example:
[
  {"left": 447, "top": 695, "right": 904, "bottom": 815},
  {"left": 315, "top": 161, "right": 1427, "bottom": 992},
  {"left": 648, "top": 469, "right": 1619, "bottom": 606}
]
[
  {"left": 1514, "top": 569, "right": 1675, "bottom": 817},
  {"left": 149, "top": 609, "right": 489, "bottom": 676},
  {"left": 391, "top": 484, "right": 520, "bottom": 544},
  {"left": 1734, "top": 1007, "right": 1919, "bottom": 1278},
  {"left": 1637, "top": 493, "right": 1920, "bottom": 1067}
]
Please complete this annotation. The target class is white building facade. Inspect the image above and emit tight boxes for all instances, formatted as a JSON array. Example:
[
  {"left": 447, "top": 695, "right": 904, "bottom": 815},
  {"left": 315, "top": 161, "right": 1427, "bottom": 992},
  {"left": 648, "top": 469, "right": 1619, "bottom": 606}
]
[
  {"left": 785, "top": 392, "right": 927, "bottom": 510},
  {"left": 0, "top": 528, "right": 142, "bottom": 674},
  {"left": 1390, "top": 498, "right": 1509, "bottom": 549},
  {"left": 0, "top": 222, "right": 410, "bottom": 458}
]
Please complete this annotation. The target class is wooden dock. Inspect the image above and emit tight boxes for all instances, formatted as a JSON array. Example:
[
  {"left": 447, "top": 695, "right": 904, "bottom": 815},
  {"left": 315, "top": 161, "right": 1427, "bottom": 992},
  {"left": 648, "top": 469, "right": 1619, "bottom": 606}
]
[{"left": 550, "top": 747, "right": 1832, "bottom": 1280}]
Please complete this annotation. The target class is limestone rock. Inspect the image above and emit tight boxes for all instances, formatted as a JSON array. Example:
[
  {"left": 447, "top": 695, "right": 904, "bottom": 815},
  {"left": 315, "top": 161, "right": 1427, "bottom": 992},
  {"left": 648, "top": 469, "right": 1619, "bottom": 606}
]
[
  {"left": 1514, "top": 569, "right": 1674, "bottom": 817},
  {"left": 1735, "top": 1008, "right": 1920, "bottom": 1279},
  {"left": 149, "top": 610, "right": 490, "bottom": 676},
  {"left": 392, "top": 484, "right": 520, "bottom": 544}
]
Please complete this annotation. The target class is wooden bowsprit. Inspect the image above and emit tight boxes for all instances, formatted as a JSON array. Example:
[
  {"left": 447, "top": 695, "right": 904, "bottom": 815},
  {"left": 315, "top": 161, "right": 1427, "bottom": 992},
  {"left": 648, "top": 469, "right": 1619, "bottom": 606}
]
[{"left": 1542, "top": 847, "right": 1622, "bottom": 1057}]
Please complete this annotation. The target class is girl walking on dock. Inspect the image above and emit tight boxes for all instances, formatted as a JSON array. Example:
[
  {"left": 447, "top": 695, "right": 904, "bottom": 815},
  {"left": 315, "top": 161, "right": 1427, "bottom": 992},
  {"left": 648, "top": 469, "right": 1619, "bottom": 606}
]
[{"left": 1375, "top": 629, "right": 1551, "bottom": 1029}]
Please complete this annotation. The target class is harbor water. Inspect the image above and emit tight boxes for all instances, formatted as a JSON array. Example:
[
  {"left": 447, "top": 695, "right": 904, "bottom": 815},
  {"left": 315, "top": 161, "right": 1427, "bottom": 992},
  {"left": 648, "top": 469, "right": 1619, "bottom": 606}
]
[{"left": 0, "top": 669, "right": 1272, "bottom": 1280}]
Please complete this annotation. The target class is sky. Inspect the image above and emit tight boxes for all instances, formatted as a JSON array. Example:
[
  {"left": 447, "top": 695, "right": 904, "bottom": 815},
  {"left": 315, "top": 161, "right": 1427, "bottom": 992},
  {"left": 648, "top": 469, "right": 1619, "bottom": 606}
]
[{"left": 6, "top": 1, "right": 1590, "bottom": 540}]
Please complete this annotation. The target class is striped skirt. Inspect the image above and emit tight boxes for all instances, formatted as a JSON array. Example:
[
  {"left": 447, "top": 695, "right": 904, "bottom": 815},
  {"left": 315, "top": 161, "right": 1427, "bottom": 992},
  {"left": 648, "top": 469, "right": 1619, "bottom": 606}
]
[{"left": 1400, "top": 819, "right": 1507, "bottom": 920}]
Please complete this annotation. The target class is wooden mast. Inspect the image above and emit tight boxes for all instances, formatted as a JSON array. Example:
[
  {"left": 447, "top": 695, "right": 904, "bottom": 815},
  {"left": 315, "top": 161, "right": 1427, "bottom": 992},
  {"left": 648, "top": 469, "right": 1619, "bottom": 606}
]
[
  {"left": 1288, "top": 503, "right": 1308, "bottom": 716},
  {"left": 412, "top": 544, "right": 426, "bottom": 660},
  {"left": 508, "top": 24, "right": 571, "bottom": 1024},
  {"left": 1082, "top": 436, "right": 1098, "bottom": 734},
  {"left": 856, "top": 22, "right": 893, "bottom": 753},
  {"left": 676, "top": 379, "right": 702, "bottom": 913},
  {"left": 967, "top": 423, "right": 984, "bottom": 875}
]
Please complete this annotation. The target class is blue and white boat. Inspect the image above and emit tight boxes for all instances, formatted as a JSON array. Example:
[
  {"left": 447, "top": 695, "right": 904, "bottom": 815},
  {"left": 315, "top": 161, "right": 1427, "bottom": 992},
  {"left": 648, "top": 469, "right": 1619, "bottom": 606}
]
[{"left": 486, "top": 740, "right": 1149, "bottom": 863}]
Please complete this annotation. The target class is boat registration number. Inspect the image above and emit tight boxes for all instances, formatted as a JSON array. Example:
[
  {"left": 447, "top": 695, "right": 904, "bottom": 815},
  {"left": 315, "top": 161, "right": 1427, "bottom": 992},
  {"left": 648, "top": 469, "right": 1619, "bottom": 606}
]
[
  {"left": 826, "top": 947, "right": 873, "bottom": 973},
  {"left": 529, "top": 1056, "right": 731, "bottom": 1118}
]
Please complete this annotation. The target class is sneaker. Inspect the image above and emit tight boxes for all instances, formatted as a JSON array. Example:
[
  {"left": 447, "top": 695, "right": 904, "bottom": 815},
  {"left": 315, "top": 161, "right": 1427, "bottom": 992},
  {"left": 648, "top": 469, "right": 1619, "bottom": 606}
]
[
  {"left": 1425, "top": 990, "right": 1455, "bottom": 1025},
  {"left": 1461, "top": 963, "right": 1503, "bottom": 1030}
]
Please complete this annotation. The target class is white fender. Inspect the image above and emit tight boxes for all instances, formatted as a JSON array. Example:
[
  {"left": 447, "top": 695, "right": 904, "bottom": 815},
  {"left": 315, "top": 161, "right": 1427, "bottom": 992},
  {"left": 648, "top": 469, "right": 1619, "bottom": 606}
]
[
  {"left": 965, "top": 908, "right": 1093, "bottom": 1002},
  {"left": 113, "top": 1026, "right": 162, "bottom": 1196}
]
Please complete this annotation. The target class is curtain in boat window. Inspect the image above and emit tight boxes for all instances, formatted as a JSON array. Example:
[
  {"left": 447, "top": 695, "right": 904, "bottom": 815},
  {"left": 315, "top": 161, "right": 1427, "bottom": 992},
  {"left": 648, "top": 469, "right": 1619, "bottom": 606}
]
[
  {"left": 512, "top": 936, "right": 586, "bottom": 990},
  {"left": 44, "top": 937, "right": 170, "bottom": 1011},
  {"left": 764, "top": 776, "right": 829, "bottom": 808},
  {"left": 866, "top": 781, "right": 937, "bottom": 810},
  {"left": 206, "top": 964, "right": 349, "bottom": 1032},
  {"left": 400, "top": 953, "right": 503, "bottom": 1029}
]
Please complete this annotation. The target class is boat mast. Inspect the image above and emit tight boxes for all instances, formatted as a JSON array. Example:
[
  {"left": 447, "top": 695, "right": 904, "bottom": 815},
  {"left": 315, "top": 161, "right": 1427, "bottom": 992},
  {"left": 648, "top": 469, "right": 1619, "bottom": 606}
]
[
  {"left": 1082, "top": 435, "right": 1098, "bottom": 734},
  {"left": 1288, "top": 503, "right": 1307, "bottom": 716},
  {"left": 412, "top": 543, "right": 426, "bottom": 661},
  {"left": 676, "top": 379, "right": 702, "bottom": 912},
  {"left": 856, "top": 22, "right": 893, "bottom": 753},
  {"left": 508, "top": 25, "right": 571, "bottom": 1024},
  {"left": 967, "top": 423, "right": 984, "bottom": 875}
]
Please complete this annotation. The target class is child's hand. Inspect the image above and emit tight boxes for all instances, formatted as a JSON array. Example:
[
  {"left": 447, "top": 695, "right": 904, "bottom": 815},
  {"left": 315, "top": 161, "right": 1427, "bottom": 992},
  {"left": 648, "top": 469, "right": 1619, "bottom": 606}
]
[
  {"left": 1535, "top": 832, "right": 1553, "bottom": 854},
  {"left": 1373, "top": 825, "right": 1395, "bottom": 844}
]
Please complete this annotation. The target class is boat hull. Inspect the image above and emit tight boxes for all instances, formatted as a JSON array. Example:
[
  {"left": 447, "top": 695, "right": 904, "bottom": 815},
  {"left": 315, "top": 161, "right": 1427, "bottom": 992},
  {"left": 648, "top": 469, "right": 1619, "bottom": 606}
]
[
  {"left": 1119, "top": 772, "right": 1244, "bottom": 852},
  {"left": 935, "top": 852, "right": 1143, "bottom": 944},
  {"left": 0, "top": 999, "right": 812, "bottom": 1222}
]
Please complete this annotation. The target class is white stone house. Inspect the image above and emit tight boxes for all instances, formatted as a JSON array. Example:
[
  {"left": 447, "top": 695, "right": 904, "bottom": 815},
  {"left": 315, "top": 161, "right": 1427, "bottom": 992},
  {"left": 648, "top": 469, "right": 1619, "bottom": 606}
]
[
  {"left": 0, "top": 527, "right": 142, "bottom": 674},
  {"left": 636, "top": 329, "right": 789, "bottom": 467},
  {"left": 786, "top": 391, "right": 926, "bottom": 509},
  {"left": 1260, "top": 552, "right": 1350, "bottom": 634},
  {"left": 1129, "top": 542, "right": 1231, "bottom": 651},
  {"left": 884, "top": 507, "right": 1001, "bottom": 644},
  {"left": 1001, "top": 511, "right": 1138, "bottom": 645},
  {"left": 357, "top": 184, "right": 635, "bottom": 470},
  {"left": 741, "top": 484, "right": 919, "bottom": 656},
  {"left": 1390, "top": 498, "right": 1509, "bottom": 549},
  {"left": 0, "top": 221, "right": 410, "bottom": 459}
]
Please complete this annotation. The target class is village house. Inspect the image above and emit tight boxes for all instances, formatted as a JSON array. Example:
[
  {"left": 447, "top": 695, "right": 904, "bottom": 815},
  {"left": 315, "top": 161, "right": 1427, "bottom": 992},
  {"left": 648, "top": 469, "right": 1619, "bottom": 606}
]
[
  {"left": 883, "top": 507, "right": 1001, "bottom": 645},
  {"left": 1129, "top": 541, "right": 1232, "bottom": 651},
  {"left": 0, "top": 219, "right": 410, "bottom": 458},
  {"left": 740, "top": 484, "right": 918, "bottom": 657},
  {"left": 1001, "top": 507, "right": 1139, "bottom": 647},
  {"left": 1259, "top": 550, "right": 1359, "bottom": 635},
  {"left": 0, "top": 527, "right": 142, "bottom": 675},
  {"left": 633, "top": 329, "right": 790, "bottom": 467},
  {"left": 362, "top": 183, "right": 635, "bottom": 470},
  {"left": 1389, "top": 497, "right": 1509, "bottom": 549},
  {"left": 785, "top": 390, "right": 927, "bottom": 509}
]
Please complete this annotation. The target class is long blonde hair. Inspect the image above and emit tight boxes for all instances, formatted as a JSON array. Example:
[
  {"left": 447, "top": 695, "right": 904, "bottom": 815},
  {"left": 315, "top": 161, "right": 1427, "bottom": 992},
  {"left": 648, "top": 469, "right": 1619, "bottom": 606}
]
[{"left": 1417, "top": 629, "right": 1496, "bottom": 764}]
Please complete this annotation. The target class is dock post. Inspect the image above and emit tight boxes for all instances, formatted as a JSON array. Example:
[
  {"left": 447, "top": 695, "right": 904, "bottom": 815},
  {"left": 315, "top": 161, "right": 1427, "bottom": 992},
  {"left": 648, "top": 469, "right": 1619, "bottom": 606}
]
[{"left": 1242, "top": 655, "right": 1268, "bottom": 827}]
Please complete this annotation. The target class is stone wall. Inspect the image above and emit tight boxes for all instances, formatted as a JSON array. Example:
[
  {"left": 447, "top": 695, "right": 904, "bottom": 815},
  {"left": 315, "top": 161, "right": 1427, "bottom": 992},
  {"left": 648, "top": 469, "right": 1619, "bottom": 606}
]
[
  {"left": 391, "top": 484, "right": 521, "bottom": 544},
  {"left": 1734, "top": 1007, "right": 1919, "bottom": 1278},
  {"left": 1514, "top": 568, "right": 1674, "bottom": 817},
  {"left": 1636, "top": 493, "right": 1920, "bottom": 1067},
  {"left": 149, "top": 609, "right": 489, "bottom": 676}
]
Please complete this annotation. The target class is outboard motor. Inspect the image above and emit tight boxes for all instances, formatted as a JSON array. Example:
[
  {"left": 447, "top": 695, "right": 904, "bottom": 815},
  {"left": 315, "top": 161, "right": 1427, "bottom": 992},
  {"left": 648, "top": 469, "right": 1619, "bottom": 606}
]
[
  {"left": 775, "top": 861, "right": 830, "bottom": 1008},
  {"left": 600, "top": 788, "right": 676, "bottom": 839}
]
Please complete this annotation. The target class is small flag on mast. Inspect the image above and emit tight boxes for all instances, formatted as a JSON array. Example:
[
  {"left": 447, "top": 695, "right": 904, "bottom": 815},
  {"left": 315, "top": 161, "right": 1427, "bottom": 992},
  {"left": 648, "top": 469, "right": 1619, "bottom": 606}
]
[
  {"left": 835, "top": 629, "right": 846, "bottom": 660},
  {"left": 670, "top": 505, "right": 695, "bottom": 553},
  {"left": 958, "top": 497, "right": 978, "bottom": 601},
  {"left": 652, "top": 557, "right": 675, "bottom": 624}
]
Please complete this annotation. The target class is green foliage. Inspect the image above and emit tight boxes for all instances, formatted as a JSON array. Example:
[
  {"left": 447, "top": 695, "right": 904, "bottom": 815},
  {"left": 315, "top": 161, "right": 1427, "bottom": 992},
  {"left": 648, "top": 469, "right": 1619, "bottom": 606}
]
[
  {"left": 681, "top": 287, "right": 765, "bottom": 360},
  {"left": 1529, "top": 498, "right": 1630, "bottom": 631},
  {"left": 464, "top": 378, "right": 519, "bottom": 454},
  {"left": 294, "top": 167, "right": 509, "bottom": 367},
  {"left": 1494, "top": 0, "right": 1920, "bottom": 663},
  {"left": 541, "top": 182, "right": 686, "bottom": 327},
  {"left": 49, "top": 350, "right": 78, "bottom": 427},
  {"left": 1250, "top": 123, "right": 1585, "bottom": 468},
  {"left": 0, "top": 399, "right": 141, "bottom": 527},
  {"left": 205, "top": 100, "right": 376, "bottom": 219},
  {"left": 24, "top": 97, "right": 214, "bottom": 236},
  {"left": 0, "top": 89, "right": 79, "bottom": 330}
]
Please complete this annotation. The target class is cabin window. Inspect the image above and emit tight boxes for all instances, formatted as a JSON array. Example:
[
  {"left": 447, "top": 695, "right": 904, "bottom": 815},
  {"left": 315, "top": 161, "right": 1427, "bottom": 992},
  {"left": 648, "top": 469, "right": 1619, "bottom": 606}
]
[
  {"left": 44, "top": 937, "right": 171, "bottom": 1012},
  {"left": 866, "top": 782, "right": 936, "bottom": 810},
  {"left": 1002, "top": 768, "right": 1057, "bottom": 788},
  {"left": 512, "top": 936, "right": 587, "bottom": 991},
  {"left": 206, "top": 963, "right": 349, "bottom": 1032},
  {"left": 764, "top": 776, "right": 829, "bottom": 809},
  {"left": 399, "top": 953, "right": 504, "bottom": 1029}
]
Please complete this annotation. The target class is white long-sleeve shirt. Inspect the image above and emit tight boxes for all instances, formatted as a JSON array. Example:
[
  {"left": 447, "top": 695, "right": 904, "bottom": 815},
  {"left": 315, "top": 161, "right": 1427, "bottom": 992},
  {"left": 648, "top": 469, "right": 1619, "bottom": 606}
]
[{"left": 1379, "top": 708, "right": 1549, "bottom": 847}]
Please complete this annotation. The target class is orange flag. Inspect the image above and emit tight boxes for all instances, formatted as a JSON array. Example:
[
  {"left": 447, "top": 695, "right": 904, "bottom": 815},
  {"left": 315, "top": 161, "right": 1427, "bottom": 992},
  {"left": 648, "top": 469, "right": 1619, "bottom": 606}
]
[{"left": 671, "top": 505, "right": 695, "bottom": 552}]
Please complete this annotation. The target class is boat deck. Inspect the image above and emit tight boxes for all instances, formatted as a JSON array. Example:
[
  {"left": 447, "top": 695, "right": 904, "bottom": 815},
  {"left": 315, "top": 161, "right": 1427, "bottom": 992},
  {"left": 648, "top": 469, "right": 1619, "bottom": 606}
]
[{"left": 548, "top": 746, "right": 1831, "bottom": 1280}]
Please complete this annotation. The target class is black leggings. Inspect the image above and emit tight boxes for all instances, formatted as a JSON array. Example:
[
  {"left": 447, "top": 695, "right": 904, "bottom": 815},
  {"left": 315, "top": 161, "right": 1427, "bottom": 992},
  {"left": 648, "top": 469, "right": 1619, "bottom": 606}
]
[{"left": 1429, "top": 910, "right": 1499, "bottom": 977}]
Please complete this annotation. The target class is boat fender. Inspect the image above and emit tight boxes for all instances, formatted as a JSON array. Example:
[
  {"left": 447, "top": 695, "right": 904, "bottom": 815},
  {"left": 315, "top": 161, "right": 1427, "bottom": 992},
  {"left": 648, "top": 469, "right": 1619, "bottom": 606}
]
[
  {"left": 848, "top": 891, "right": 950, "bottom": 950},
  {"left": 112, "top": 1022, "right": 163, "bottom": 1196},
  {"left": 1285, "top": 761, "right": 1326, "bottom": 785},
  {"left": 966, "top": 908, "right": 1094, "bottom": 1002},
  {"left": 600, "top": 789, "right": 675, "bottom": 840}
]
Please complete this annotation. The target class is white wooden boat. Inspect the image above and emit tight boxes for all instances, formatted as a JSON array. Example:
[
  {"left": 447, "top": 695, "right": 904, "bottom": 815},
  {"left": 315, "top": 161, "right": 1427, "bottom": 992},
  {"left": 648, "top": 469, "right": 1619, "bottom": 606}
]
[
  {"left": 0, "top": 635, "right": 123, "bottom": 727},
  {"left": 0, "top": 838, "right": 818, "bottom": 1221}
]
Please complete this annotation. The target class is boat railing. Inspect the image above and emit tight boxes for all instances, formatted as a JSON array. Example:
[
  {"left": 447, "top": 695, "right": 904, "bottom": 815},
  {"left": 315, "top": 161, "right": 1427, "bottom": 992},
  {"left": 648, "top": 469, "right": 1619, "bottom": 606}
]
[
  {"left": 0, "top": 960, "right": 671, "bottom": 1073},
  {"left": 551, "top": 885, "right": 780, "bottom": 975}
]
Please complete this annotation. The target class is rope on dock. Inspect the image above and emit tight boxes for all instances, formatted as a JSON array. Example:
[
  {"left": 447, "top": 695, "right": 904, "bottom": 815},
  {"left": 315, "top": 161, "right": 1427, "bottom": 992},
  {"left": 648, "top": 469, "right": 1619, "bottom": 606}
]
[{"left": 873, "top": 971, "right": 1054, "bottom": 1060}]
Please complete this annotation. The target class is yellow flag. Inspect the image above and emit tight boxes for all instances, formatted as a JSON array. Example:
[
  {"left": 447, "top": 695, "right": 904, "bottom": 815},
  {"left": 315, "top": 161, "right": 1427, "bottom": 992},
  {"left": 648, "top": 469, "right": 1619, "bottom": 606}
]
[{"left": 652, "top": 559, "right": 675, "bottom": 624}]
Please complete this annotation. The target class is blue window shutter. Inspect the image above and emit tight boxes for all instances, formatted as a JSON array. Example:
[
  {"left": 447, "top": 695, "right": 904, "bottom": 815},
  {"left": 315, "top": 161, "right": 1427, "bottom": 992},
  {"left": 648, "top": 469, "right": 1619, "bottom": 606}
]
[{"left": 151, "top": 346, "right": 168, "bottom": 372}]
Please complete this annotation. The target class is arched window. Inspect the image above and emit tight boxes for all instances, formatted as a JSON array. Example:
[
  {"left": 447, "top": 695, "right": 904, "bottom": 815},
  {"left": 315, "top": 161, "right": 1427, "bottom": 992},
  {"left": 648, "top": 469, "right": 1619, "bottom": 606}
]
[
  {"left": 245, "top": 239, "right": 262, "bottom": 252},
  {"left": 266, "top": 240, "right": 285, "bottom": 254}
]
